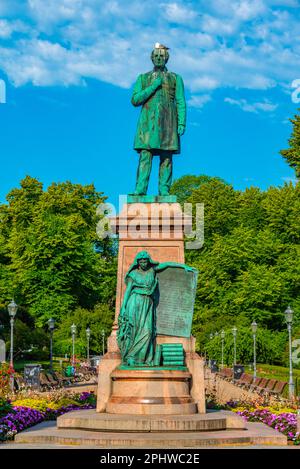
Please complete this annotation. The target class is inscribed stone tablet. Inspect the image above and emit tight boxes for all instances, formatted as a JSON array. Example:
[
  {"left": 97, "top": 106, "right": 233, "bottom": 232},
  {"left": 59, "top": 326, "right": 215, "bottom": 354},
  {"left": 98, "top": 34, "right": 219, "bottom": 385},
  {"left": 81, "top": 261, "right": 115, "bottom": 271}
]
[{"left": 156, "top": 267, "right": 198, "bottom": 337}]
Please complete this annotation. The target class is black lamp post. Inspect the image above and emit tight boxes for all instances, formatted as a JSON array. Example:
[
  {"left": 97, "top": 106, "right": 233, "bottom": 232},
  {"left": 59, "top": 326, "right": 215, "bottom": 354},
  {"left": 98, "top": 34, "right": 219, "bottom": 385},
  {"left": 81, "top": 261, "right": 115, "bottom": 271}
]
[
  {"left": 220, "top": 330, "right": 225, "bottom": 369},
  {"left": 70, "top": 323, "right": 77, "bottom": 369},
  {"left": 251, "top": 321, "right": 257, "bottom": 379},
  {"left": 48, "top": 318, "right": 55, "bottom": 373},
  {"left": 86, "top": 327, "right": 91, "bottom": 362},
  {"left": 232, "top": 326, "right": 237, "bottom": 367},
  {"left": 8, "top": 299, "right": 18, "bottom": 392},
  {"left": 285, "top": 306, "right": 295, "bottom": 399}
]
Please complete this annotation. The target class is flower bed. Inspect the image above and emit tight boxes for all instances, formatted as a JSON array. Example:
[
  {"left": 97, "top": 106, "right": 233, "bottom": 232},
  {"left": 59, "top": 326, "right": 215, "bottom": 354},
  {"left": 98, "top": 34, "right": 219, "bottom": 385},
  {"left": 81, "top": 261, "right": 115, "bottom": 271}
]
[
  {"left": 225, "top": 400, "right": 300, "bottom": 445},
  {"left": 0, "top": 391, "right": 96, "bottom": 442}
]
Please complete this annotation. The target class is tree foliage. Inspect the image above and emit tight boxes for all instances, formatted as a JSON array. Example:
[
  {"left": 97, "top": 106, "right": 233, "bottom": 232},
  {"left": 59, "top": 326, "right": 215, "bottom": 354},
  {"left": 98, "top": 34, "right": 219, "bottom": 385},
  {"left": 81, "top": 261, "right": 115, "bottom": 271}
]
[
  {"left": 280, "top": 110, "right": 300, "bottom": 179},
  {"left": 204, "top": 327, "right": 287, "bottom": 366},
  {"left": 171, "top": 175, "right": 300, "bottom": 364},
  {"left": 0, "top": 173, "right": 299, "bottom": 367},
  {"left": 0, "top": 176, "right": 117, "bottom": 354},
  {"left": 53, "top": 304, "right": 114, "bottom": 357},
  {"left": 170, "top": 174, "right": 226, "bottom": 204}
]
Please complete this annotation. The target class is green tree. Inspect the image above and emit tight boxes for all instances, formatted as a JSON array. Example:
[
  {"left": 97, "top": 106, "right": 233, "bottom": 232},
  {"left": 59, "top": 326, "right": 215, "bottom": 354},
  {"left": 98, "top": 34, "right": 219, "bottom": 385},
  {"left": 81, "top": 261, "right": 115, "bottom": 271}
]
[
  {"left": 280, "top": 110, "right": 300, "bottom": 179},
  {"left": 0, "top": 176, "right": 117, "bottom": 326},
  {"left": 170, "top": 174, "right": 226, "bottom": 204},
  {"left": 53, "top": 304, "right": 114, "bottom": 357},
  {"left": 170, "top": 176, "right": 300, "bottom": 359},
  {"left": 204, "top": 327, "right": 287, "bottom": 366}
]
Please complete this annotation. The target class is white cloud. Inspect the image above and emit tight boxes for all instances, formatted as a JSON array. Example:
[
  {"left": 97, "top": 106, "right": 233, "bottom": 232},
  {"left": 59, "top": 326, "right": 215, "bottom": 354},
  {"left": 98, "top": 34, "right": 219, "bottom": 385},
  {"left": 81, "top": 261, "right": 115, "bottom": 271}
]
[
  {"left": 200, "top": 14, "right": 238, "bottom": 35},
  {"left": 234, "top": 0, "right": 267, "bottom": 21},
  {"left": 224, "top": 97, "right": 278, "bottom": 113},
  {"left": 188, "top": 94, "right": 211, "bottom": 109},
  {"left": 161, "top": 2, "right": 198, "bottom": 24},
  {"left": 0, "top": 0, "right": 299, "bottom": 116},
  {"left": 0, "top": 19, "right": 30, "bottom": 38},
  {"left": 0, "top": 20, "right": 14, "bottom": 38},
  {"left": 281, "top": 176, "right": 297, "bottom": 184}
]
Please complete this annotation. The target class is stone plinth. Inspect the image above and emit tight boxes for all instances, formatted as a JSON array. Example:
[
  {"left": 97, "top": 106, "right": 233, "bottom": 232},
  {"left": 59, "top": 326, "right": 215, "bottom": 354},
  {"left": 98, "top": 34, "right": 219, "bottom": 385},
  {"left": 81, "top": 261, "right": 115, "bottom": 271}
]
[
  {"left": 96, "top": 352, "right": 121, "bottom": 413},
  {"left": 106, "top": 368, "right": 197, "bottom": 415},
  {"left": 15, "top": 411, "right": 288, "bottom": 447},
  {"left": 57, "top": 409, "right": 245, "bottom": 432},
  {"left": 112, "top": 202, "right": 189, "bottom": 320},
  {"left": 96, "top": 200, "right": 205, "bottom": 415}
]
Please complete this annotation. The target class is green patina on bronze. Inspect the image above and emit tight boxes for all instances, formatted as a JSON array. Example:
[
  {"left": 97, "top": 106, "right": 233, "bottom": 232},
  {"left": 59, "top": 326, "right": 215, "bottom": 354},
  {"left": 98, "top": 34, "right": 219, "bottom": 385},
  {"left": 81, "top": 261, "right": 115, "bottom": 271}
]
[
  {"left": 117, "top": 251, "right": 197, "bottom": 368},
  {"left": 131, "top": 44, "right": 186, "bottom": 196},
  {"left": 118, "top": 365, "right": 188, "bottom": 371},
  {"left": 161, "top": 343, "right": 185, "bottom": 367},
  {"left": 127, "top": 194, "right": 177, "bottom": 204},
  {"left": 156, "top": 267, "right": 198, "bottom": 338}
]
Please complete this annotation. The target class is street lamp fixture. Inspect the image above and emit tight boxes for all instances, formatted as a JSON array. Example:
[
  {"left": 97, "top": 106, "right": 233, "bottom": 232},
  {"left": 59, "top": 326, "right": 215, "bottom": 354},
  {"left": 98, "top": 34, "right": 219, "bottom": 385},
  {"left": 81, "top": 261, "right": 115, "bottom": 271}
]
[
  {"left": 285, "top": 306, "right": 294, "bottom": 324},
  {"left": 232, "top": 326, "right": 237, "bottom": 367},
  {"left": 251, "top": 321, "right": 257, "bottom": 379},
  {"left": 70, "top": 323, "right": 77, "bottom": 369},
  {"left": 8, "top": 300, "right": 18, "bottom": 319},
  {"left": 284, "top": 306, "right": 295, "bottom": 399},
  {"left": 47, "top": 318, "right": 55, "bottom": 372},
  {"left": 8, "top": 299, "right": 18, "bottom": 392},
  {"left": 251, "top": 321, "right": 257, "bottom": 334},
  {"left": 86, "top": 327, "right": 91, "bottom": 361},
  {"left": 48, "top": 318, "right": 55, "bottom": 331}
]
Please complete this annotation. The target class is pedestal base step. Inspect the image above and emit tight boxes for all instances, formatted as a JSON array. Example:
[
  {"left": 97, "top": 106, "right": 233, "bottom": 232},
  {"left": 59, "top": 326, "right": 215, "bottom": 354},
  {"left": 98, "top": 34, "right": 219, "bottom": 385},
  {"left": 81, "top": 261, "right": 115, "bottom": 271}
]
[
  {"left": 57, "top": 409, "right": 235, "bottom": 432},
  {"left": 14, "top": 420, "right": 287, "bottom": 447},
  {"left": 107, "top": 368, "right": 197, "bottom": 415}
]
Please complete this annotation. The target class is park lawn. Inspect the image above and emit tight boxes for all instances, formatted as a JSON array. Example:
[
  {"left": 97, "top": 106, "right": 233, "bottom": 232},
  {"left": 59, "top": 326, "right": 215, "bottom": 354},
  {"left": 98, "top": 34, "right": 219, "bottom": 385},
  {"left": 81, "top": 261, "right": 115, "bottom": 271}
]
[
  {"left": 13, "top": 357, "right": 68, "bottom": 373},
  {"left": 245, "top": 363, "right": 300, "bottom": 396}
]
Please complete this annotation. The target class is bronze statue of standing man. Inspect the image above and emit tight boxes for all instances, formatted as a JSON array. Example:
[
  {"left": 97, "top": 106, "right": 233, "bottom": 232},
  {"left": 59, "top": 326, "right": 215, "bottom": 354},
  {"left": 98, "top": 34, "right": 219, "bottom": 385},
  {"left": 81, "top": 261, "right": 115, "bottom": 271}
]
[{"left": 131, "top": 43, "right": 186, "bottom": 196}]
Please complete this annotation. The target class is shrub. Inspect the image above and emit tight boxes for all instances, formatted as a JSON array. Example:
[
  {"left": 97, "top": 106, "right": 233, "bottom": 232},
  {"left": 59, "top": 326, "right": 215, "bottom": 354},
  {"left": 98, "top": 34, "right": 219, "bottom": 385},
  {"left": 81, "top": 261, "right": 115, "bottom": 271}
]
[{"left": 0, "top": 363, "right": 14, "bottom": 398}]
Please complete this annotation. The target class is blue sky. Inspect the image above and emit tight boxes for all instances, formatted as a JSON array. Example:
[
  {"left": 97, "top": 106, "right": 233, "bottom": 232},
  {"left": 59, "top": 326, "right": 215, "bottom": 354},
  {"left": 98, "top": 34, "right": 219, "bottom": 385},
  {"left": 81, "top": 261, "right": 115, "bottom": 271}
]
[{"left": 0, "top": 0, "right": 299, "bottom": 207}]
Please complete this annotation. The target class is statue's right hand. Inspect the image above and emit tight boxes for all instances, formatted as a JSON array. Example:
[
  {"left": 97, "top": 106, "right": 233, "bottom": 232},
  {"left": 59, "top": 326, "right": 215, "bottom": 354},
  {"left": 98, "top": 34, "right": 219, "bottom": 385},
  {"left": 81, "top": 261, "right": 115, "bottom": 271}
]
[{"left": 152, "top": 76, "right": 163, "bottom": 90}]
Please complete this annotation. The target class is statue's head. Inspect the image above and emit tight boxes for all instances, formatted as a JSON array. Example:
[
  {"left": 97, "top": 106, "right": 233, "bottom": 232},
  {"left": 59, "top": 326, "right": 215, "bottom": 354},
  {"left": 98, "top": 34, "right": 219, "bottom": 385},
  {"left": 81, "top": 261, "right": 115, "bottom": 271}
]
[
  {"left": 138, "top": 258, "right": 149, "bottom": 270},
  {"left": 151, "top": 43, "right": 169, "bottom": 68},
  {"left": 136, "top": 251, "right": 151, "bottom": 270},
  {"left": 134, "top": 251, "right": 158, "bottom": 270},
  {"left": 126, "top": 251, "right": 159, "bottom": 281}
]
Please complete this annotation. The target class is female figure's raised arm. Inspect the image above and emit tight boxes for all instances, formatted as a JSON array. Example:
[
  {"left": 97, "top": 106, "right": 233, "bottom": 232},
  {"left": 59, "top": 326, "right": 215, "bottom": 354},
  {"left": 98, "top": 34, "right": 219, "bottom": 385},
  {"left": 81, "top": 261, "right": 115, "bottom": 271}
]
[{"left": 155, "top": 262, "right": 196, "bottom": 273}]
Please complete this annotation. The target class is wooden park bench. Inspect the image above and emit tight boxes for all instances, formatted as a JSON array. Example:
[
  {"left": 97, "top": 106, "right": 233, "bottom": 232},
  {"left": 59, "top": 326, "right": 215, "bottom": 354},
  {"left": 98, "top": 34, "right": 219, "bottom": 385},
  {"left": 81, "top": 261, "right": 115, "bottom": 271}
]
[
  {"left": 45, "top": 372, "right": 61, "bottom": 388},
  {"left": 39, "top": 372, "right": 53, "bottom": 391},
  {"left": 263, "top": 378, "right": 277, "bottom": 393},
  {"left": 217, "top": 368, "right": 227, "bottom": 378},
  {"left": 77, "top": 367, "right": 93, "bottom": 381},
  {"left": 14, "top": 374, "right": 27, "bottom": 391},
  {"left": 252, "top": 377, "right": 270, "bottom": 394},
  {"left": 52, "top": 371, "right": 72, "bottom": 386},
  {"left": 235, "top": 373, "right": 253, "bottom": 388},
  {"left": 269, "top": 380, "right": 287, "bottom": 397},
  {"left": 249, "top": 377, "right": 262, "bottom": 391},
  {"left": 220, "top": 368, "right": 233, "bottom": 381}
]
